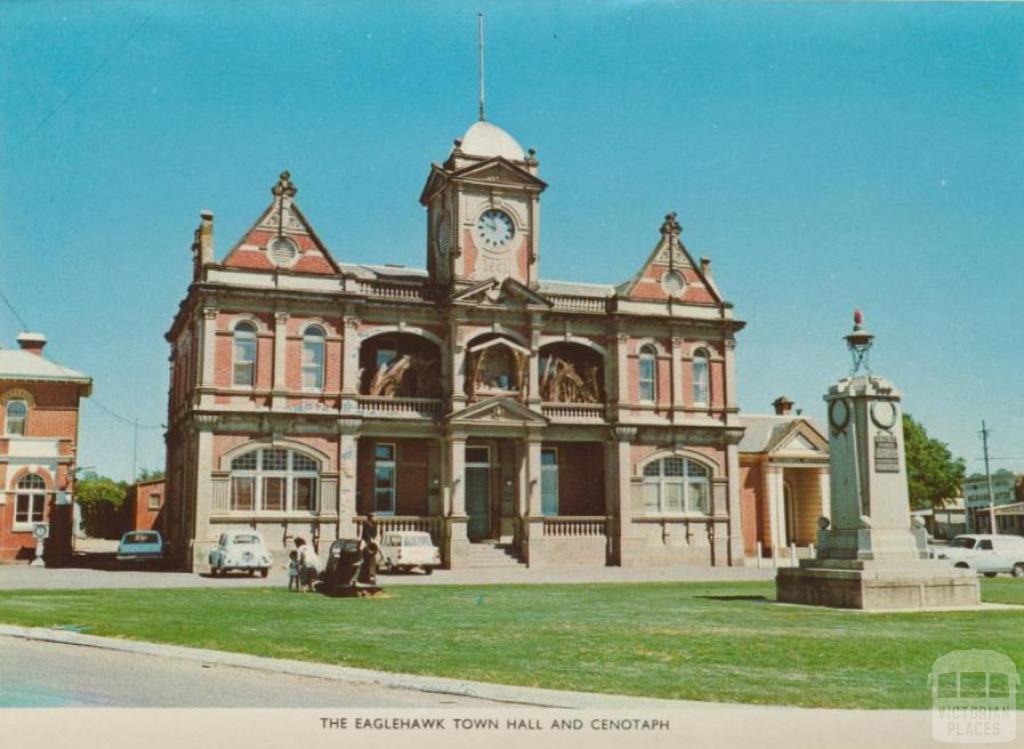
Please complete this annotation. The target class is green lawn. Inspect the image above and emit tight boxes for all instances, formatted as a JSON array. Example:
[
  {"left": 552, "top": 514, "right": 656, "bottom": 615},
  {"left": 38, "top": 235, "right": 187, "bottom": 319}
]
[{"left": 1, "top": 579, "right": 1022, "bottom": 709}]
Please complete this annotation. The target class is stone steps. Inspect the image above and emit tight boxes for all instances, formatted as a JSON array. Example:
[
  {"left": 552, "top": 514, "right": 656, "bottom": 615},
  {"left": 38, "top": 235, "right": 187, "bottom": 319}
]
[{"left": 466, "top": 542, "right": 525, "bottom": 568}]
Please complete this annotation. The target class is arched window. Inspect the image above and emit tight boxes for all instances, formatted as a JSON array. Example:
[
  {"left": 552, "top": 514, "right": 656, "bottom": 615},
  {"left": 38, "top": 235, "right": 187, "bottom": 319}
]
[
  {"left": 641, "top": 456, "right": 710, "bottom": 515},
  {"left": 301, "top": 325, "right": 325, "bottom": 391},
  {"left": 692, "top": 349, "right": 710, "bottom": 406},
  {"left": 229, "top": 447, "right": 320, "bottom": 513},
  {"left": 5, "top": 400, "right": 27, "bottom": 435},
  {"left": 638, "top": 346, "right": 657, "bottom": 403},
  {"left": 233, "top": 322, "right": 257, "bottom": 386},
  {"left": 15, "top": 473, "right": 46, "bottom": 528}
]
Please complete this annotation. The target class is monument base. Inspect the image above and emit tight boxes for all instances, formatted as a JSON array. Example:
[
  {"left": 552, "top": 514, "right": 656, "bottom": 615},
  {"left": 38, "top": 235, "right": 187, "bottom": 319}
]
[{"left": 776, "top": 558, "right": 981, "bottom": 610}]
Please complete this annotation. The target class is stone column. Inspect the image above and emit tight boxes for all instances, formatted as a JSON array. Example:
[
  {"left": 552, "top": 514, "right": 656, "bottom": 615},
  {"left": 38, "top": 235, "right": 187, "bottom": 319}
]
[
  {"left": 817, "top": 466, "right": 831, "bottom": 522},
  {"left": 671, "top": 336, "right": 685, "bottom": 412},
  {"left": 609, "top": 425, "right": 638, "bottom": 566},
  {"left": 766, "top": 467, "right": 785, "bottom": 558},
  {"left": 445, "top": 433, "right": 468, "bottom": 568},
  {"left": 192, "top": 414, "right": 217, "bottom": 571},
  {"left": 199, "top": 307, "right": 217, "bottom": 408},
  {"left": 522, "top": 431, "right": 545, "bottom": 566},
  {"left": 614, "top": 333, "right": 630, "bottom": 414},
  {"left": 340, "top": 313, "right": 360, "bottom": 398},
  {"left": 724, "top": 441, "right": 744, "bottom": 565},
  {"left": 450, "top": 321, "right": 467, "bottom": 411},
  {"left": 527, "top": 323, "right": 541, "bottom": 408},
  {"left": 272, "top": 311, "right": 289, "bottom": 410},
  {"left": 337, "top": 418, "right": 361, "bottom": 539}
]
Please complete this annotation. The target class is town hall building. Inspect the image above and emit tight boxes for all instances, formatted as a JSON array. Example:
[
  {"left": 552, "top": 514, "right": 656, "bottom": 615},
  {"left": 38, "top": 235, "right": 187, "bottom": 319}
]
[{"left": 164, "top": 118, "right": 754, "bottom": 571}]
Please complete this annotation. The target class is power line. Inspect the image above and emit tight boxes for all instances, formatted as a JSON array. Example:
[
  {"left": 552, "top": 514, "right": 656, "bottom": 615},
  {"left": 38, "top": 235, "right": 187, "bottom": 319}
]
[
  {"left": 87, "top": 398, "right": 163, "bottom": 430},
  {"left": 0, "top": 288, "right": 29, "bottom": 331}
]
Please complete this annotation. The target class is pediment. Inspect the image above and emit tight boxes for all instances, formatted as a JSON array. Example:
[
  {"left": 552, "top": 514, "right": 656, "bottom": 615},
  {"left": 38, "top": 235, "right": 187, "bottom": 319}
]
[
  {"left": 452, "top": 157, "right": 547, "bottom": 189},
  {"left": 769, "top": 421, "right": 829, "bottom": 456},
  {"left": 450, "top": 277, "right": 553, "bottom": 308},
  {"left": 448, "top": 397, "right": 548, "bottom": 426}
]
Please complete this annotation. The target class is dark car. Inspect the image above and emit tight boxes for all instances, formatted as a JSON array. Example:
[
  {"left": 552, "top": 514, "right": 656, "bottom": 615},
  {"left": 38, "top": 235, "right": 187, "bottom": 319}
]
[{"left": 320, "top": 538, "right": 381, "bottom": 596}]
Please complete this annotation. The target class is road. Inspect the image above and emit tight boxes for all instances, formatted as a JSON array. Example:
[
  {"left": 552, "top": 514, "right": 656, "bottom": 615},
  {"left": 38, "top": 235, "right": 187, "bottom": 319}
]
[{"left": 0, "top": 637, "right": 503, "bottom": 708}]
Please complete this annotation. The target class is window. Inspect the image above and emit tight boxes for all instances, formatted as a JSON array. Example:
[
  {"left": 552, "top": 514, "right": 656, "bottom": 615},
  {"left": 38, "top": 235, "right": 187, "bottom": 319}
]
[
  {"left": 376, "top": 348, "right": 397, "bottom": 371},
  {"left": 541, "top": 448, "right": 559, "bottom": 516},
  {"left": 233, "top": 322, "right": 257, "bottom": 386},
  {"left": 692, "top": 350, "right": 710, "bottom": 406},
  {"left": 638, "top": 346, "right": 657, "bottom": 403},
  {"left": 5, "top": 400, "right": 27, "bottom": 435},
  {"left": 228, "top": 447, "right": 320, "bottom": 513},
  {"left": 15, "top": 473, "right": 46, "bottom": 528},
  {"left": 148, "top": 493, "right": 161, "bottom": 510},
  {"left": 374, "top": 443, "right": 396, "bottom": 515},
  {"left": 640, "top": 457, "right": 711, "bottom": 515},
  {"left": 302, "top": 326, "right": 325, "bottom": 391}
]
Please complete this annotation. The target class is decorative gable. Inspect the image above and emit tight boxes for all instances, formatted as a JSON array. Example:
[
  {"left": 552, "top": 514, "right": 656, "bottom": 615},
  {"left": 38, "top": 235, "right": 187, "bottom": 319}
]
[
  {"left": 450, "top": 277, "right": 552, "bottom": 308},
  {"left": 221, "top": 172, "right": 341, "bottom": 275},
  {"left": 448, "top": 396, "right": 548, "bottom": 427},
  {"left": 619, "top": 213, "right": 722, "bottom": 304},
  {"left": 770, "top": 421, "right": 829, "bottom": 459}
]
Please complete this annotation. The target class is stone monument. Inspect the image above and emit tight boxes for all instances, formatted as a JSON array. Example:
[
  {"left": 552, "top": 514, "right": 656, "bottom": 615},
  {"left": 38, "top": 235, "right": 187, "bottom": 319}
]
[{"left": 776, "top": 311, "right": 980, "bottom": 610}]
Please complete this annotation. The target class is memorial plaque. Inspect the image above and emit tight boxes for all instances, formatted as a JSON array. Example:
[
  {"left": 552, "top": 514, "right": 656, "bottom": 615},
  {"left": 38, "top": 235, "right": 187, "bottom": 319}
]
[{"left": 874, "top": 434, "right": 900, "bottom": 473}]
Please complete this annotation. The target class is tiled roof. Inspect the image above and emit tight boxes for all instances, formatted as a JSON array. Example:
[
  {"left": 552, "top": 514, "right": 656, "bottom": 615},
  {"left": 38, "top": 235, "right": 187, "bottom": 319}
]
[
  {"left": 0, "top": 348, "right": 91, "bottom": 390},
  {"left": 737, "top": 414, "right": 826, "bottom": 454}
]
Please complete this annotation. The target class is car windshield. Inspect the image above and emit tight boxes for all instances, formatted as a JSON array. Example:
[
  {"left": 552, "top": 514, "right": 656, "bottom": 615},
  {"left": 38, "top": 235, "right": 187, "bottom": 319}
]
[
  {"left": 950, "top": 537, "right": 976, "bottom": 549},
  {"left": 232, "top": 535, "right": 260, "bottom": 544},
  {"left": 124, "top": 533, "right": 158, "bottom": 544}
]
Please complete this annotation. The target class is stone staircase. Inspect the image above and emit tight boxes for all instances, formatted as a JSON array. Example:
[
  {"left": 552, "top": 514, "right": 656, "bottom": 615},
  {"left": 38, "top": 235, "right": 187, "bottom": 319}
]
[{"left": 466, "top": 540, "right": 525, "bottom": 568}]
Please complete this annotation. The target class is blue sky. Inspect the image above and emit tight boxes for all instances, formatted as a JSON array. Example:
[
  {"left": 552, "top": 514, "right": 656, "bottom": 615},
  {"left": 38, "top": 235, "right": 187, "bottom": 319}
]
[{"left": 1, "top": 1, "right": 1021, "bottom": 481}]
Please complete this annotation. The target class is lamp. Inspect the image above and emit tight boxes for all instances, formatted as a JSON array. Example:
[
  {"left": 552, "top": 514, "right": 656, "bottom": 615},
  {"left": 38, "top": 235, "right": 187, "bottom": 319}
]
[{"left": 844, "top": 308, "right": 874, "bottom": 375}]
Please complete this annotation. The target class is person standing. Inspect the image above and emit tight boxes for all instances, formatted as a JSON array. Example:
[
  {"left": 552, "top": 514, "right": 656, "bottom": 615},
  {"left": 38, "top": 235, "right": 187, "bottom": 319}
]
[
  {"left": 360, "top": 513, "right": 380, "bottom": 584},
  {"left": 294, "top": 537, "right": 321, "bottom": 592}
]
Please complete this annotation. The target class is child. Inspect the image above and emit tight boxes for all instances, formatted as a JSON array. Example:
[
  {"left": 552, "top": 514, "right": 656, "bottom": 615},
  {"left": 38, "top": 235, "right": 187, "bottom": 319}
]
[
  {"left": 287, "top": 550, "right": 300, "bottom": 592},
  {"left": 294, "top": 537, "right": 322, "bottom": 592}
]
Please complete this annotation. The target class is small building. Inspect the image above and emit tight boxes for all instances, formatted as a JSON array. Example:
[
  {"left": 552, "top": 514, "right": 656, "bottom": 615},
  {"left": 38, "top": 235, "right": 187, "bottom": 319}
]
[
  {"left": 738, "top": 397, "right": 830, "bottom": 560},
  {"left": 124, "top": 478, "right": 165, "bottom": 533},
  {"left": 0, "top": 333, "right": 92, "bottom": 563},
  {"left": 964, "top": 469, "right": 1022, "bottom": 533},
  {"left": 910, "top": 497, "right": 967, "bottom": 541}
]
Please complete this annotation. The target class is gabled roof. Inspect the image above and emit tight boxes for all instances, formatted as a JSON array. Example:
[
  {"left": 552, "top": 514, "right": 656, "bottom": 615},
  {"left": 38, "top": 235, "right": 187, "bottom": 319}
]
[
  {"left": 737, "top": 414, "right": 828, "bottom": 455},
  {"left": 221, "top": 172, "right": 342, "bottom": 275},
  {"left": 419, "top": 156, "right": 546, "bottom": 205},
  {"left": 618, "top": 213, "right": 723, "bottom": 305},
  {"left": 0, "top": 348, "right": 92, "bottom": 394},
  {"left": 447, "top": 396, "right": 548, "bottom": 427}
]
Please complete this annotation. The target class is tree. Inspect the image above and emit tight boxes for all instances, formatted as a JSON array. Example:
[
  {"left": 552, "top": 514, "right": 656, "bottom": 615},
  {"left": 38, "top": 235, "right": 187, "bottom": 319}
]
[
  {"left": 902, "top": 413, "right": 966, "bottom": 510},
  {"left": 75, "top": 472, "right": 129, "bottom": 538},
  {"left": 137, "top": 468, "right": 165, "bottom": 482}
]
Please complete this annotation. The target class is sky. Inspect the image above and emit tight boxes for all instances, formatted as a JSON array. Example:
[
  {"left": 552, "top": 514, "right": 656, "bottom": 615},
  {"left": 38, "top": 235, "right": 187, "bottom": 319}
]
[{"left": 0, "top": 1, "right": 1021, "bottom": 482}]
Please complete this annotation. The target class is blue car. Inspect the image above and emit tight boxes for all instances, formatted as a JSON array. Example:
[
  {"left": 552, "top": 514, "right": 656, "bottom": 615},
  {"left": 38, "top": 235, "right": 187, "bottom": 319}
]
[{"left": 117, "top": 530, "right": 164, "bottom": 565}]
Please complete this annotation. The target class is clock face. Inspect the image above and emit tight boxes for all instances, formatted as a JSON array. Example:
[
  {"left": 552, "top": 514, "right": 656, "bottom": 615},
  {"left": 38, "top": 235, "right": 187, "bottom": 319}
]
[
  {"left": 436, "top": 215, "right": 451, "bottom": 257},
  {"left": 475, "top": 209, "right": 515, "bottom": 250}
]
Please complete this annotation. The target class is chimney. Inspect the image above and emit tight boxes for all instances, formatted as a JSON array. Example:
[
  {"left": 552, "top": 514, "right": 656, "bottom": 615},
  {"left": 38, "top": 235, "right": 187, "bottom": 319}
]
[
  {"left": 17, "top": 332, "right": 47, "bottom": 356},
  {"left": 198, "top": 210, "right": 214, "bottom": 265},
  {"left": 772, "top": 396, "right": 794, "bottom": 416},
  {"left": 700, "top": 257, "right": 712, "bottom": 277}
]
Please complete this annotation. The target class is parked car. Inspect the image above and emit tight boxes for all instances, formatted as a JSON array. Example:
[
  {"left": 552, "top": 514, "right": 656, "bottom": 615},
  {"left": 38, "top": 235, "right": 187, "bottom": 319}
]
[
  {"left": 208, "top": 531, "right": 272, "bottom": 577},
  {"left": 117, "top": 530, "right": 164, "bottom": 565},
  {"left": 379, "top": 530, "right": 441, "bottom": 574},
  {"left": 320, "top": 538, "right": 381, "bottom": 596},
  {"left": 936, "top": 534, "right": 1024, "bottom": 577}
]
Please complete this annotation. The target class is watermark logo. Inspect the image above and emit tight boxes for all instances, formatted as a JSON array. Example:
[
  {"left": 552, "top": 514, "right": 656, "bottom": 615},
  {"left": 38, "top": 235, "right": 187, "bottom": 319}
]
[{"left": 930, "top": 649, "right": 1018, "bottom": 743}]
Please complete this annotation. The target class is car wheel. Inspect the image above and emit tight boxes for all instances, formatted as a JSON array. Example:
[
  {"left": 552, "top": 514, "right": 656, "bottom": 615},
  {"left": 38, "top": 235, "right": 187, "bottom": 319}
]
[
  {"left": 984, "top": 572, "right": 998, "bottom": 578},
  {"left": 248, "top": 568, "right": 256, "bottom": 576},
  {"left": 260, "top": 568, "right": 269, "bottom": 578},
  {"left": 1013, "top": 564, "right": 1024, "bottom": 578},
  {"left": 383, "top": 561, "right": 393, "bottom": 574},
  {"left": 954, "top": 562, "right": 970, "bottom": 570},
  {"left": 423, "top": 567, "right": 433, "bottom": 575}
]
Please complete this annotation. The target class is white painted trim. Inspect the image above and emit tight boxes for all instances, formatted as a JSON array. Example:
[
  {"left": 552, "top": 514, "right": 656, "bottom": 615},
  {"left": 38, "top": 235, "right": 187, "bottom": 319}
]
[
  {"left": 218, "top": 439, "right": 332, "bottom": 471},
  {"left": 634, "top": 448, "right": 721, "bottom": 478},
  {"left": 467, "top": 336, "right": 531, "bottom": 356},
  {"left": 359, "top": 325, "right": 444, "bottom": 349},
  {"left": 537, "top": 335, "right": 608, "bottom": 358}
]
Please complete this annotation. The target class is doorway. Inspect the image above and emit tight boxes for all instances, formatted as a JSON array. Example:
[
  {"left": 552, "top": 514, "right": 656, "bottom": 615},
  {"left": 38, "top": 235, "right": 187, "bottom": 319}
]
[{"left": 465, "top": 446, "right": 491, "bottom": 541}]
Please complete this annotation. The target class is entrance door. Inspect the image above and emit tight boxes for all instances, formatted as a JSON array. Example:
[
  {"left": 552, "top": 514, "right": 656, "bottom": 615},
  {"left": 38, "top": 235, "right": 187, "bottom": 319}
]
[
  {"left": 541, "top": 448, "right": 559, "bottom": 516},
  {"left": 783, "top": 481, "right": 795, "bottom": 547},
  {"left": 465, "top": 446, "right": 491, "bottom": 541}
]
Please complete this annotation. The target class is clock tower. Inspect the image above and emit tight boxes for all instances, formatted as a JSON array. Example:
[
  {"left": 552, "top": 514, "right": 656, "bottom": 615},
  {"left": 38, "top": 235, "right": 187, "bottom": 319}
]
[{"left": 420, "top": 120, "right": 547, "bottom": 289}]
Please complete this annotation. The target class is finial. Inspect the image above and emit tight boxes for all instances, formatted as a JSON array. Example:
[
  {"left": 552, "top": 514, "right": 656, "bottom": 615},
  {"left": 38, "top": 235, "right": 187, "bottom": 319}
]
[
  {"left": 659, "top": 212, "right": 681, "bottom": 237},
  {"left": 272, "top": 170, "right": 297, "bottom": 198},
  {"left": 844, "top": 308, "right": 875, "bottom": 375}
]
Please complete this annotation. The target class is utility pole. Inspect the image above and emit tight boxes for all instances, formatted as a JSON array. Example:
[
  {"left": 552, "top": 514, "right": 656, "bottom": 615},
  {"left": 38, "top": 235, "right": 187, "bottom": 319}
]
[
  {"left": 132, "top": 417, "right": 139, "bottom": 482},
  {"left": 981, "top": 420, "right": 996, "bottom": 533}
]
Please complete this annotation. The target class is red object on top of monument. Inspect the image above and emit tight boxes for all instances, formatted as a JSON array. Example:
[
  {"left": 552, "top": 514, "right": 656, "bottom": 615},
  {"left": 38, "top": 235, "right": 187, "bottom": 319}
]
[{"left": 853, "top": 308, "right": 863, "bottom": 327}]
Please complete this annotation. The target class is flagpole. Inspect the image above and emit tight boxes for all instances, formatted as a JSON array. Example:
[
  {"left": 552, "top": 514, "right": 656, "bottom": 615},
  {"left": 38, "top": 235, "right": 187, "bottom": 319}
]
[{"left": 478, "top": 13, "right": 486, "bottom": 121}]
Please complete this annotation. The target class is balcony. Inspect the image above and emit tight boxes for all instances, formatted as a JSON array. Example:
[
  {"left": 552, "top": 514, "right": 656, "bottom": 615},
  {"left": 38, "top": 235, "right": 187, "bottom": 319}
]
[
  {"left": 540, "top": 402, "right": 607, "bottom": 423},
  {"left": 547, "top": 294, "right": 609, "bottom": 314},
  {"left": 354, "top": 395, "right": 442, "bottom": 419}
]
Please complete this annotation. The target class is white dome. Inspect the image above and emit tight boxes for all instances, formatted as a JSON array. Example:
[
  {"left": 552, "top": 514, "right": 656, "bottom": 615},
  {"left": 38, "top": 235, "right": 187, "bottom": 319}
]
[{"left": 459, "top": 120, "right": 525, "bottom": 161}]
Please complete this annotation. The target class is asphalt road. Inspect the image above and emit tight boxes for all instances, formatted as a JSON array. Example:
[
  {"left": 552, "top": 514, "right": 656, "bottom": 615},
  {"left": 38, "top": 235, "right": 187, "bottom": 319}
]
[{"left": 0, "top": 637, "right": 504, "bottom": 708}]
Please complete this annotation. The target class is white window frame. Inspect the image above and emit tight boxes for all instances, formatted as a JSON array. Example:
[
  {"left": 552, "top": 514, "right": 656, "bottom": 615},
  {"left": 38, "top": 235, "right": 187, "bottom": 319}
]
[
  {"left": 638, "top": 346, "right": 657, "bottom": 404},
  {"left": 692, "top": 350, "right": 710, "bottom": 406},
  {"left": 148, "top": 493, "right": 161, "bottom": 511},
  {"left": 639, "top": 457, "right": 711, "bottom": 517},
  {"left": 14, "top": 474, "right": 46, "bottom": 531},
  {"left": 5, "top": 399, "right": 27, "bottom": 436},
  {"left": 233, "top": 322, "right": 257, "bottom": 387},
  {"left": 301, "top": 325, "right": 326, "bottom": 391},
  {"left": 228, "top": 448, "right": 320, "bottom": 514},
  {"left": 374, "top": 443, "right": 397, "bottom": 515}
]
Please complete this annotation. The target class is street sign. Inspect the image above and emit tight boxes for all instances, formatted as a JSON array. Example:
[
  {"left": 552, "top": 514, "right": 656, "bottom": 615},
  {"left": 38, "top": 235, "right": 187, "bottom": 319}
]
[{"left": 32, "top": 523, "right": 50, "bottom": 540}]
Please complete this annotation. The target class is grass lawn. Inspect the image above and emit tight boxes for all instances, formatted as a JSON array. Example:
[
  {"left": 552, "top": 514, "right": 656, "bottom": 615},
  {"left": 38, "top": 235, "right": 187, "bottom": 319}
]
[{"left": 1, "top": 579, "right": 1022, "bottom": 709}]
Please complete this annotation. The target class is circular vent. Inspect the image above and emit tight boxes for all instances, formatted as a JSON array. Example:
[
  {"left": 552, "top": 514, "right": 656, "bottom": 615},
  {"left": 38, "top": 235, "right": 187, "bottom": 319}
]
[
  {"left": 662, "top": 270, "right": 685, "bottom": 296},
  {"left": 270, "top": 238, "right": 298, "bottom": 265}
]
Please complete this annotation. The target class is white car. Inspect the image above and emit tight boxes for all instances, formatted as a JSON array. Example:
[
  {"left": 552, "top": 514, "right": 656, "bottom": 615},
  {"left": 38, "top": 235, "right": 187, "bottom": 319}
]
[
  {"left": 209, "top": 531, "right": 273, "bottom": 577},
  {"left": 379, "top": 531, "right": 441, "bottom": 574},
  {"left": 936, "top": 534, "right": 1024, "bottom": 578}
]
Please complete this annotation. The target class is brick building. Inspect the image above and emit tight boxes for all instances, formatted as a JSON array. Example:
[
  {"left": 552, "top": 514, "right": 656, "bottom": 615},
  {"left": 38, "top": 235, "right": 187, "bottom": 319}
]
[
  {"left": 164, "top": 119, "right": 748, "bottom": 571},
  {"left": 125, "top": 478, "right": 166, "bottom": 533},
  {"left": 0, "top": 333, "right": 91, "bottom": 563}
]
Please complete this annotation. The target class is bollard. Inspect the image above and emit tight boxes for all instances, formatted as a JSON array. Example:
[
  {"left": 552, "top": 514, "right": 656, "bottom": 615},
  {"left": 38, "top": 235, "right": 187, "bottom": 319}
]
[
  {"left": 756, "top": 541, "right": 763, "bottom": 569},
  {"left": 789, "top": 543, "right": 797, "bottom": 566}
]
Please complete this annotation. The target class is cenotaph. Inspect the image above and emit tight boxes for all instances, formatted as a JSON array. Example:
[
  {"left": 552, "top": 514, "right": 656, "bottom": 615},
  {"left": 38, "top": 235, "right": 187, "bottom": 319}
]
[{"left": 776, "top": 312, "right": 980, "bottom": 610}]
